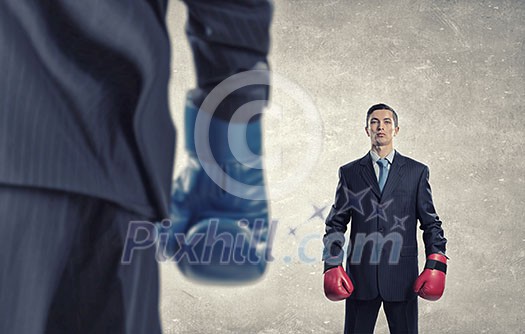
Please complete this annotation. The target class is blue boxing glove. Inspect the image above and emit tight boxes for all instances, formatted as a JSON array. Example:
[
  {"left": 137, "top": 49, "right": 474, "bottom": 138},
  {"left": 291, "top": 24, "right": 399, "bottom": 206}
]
[{"left": 158, "top": 95, "right": 272, "bottom": 284}]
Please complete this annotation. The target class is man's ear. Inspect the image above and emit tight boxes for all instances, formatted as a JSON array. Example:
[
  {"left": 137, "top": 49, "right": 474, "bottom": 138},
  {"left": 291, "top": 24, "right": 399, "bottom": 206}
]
[
  {"left": 365, "top": 126, "right": 370, "bottom": 137},
  {"left": 394, "top": 126, "right": 400, "bottom": 136}
]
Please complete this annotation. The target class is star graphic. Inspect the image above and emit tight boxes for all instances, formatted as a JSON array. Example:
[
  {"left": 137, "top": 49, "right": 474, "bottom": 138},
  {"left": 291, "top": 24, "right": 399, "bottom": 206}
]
[
  {"left": 288, "top": 227, "right": 298, "bottom": 236},
  {"left": 337, "top": 186, "right": 371, "bottom": 216},
  {"left": 391, "top": 215, "right": 409, "bottom": 231},
  {"left": 309, "top": 204, "right": 327, "bottom": 220},
  {"left": 366, "top": 198, "right": 394, "bottom": 222}
]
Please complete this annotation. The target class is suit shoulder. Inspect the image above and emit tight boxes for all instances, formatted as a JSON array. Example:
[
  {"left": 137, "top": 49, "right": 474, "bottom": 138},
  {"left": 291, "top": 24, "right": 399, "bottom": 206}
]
[
  {"left": 398, "top": 153, "right": 428, "bottom": 171},
  {"left": 339, "top": 157, "right": 362, "bottom": 172}
]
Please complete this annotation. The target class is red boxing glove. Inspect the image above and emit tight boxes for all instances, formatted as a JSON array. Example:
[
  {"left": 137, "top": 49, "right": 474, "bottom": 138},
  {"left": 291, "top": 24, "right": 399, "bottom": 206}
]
[
  {"left": 413, "top": 253, "right": 447, "bottom": 301},
  {"left": 324, "top": 266, "right": 353, "bottom": 301}
]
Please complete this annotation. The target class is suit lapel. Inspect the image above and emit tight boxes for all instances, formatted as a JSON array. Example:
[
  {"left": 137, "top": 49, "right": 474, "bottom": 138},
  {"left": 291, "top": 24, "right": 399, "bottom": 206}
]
[
  {"left": 358, "top": 151, "right": 407, "bottom": 200},
  {"left": 381, "top": 151, "right": 406, "bottom": 199},
  {"left": 359, "top": 153, "right": 381, "bottom": 199}
]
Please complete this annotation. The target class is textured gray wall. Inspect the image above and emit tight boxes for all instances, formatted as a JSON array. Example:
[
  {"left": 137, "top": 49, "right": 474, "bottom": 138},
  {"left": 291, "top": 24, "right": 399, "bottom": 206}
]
[{"left": 162, "top": 1, "right": 525, "bottom": 333}]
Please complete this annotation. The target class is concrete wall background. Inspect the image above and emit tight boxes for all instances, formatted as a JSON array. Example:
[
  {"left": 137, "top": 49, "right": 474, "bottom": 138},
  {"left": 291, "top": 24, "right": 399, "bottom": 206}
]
[{"left": 161, "top": 1, "right": 525, "bottom": 333}]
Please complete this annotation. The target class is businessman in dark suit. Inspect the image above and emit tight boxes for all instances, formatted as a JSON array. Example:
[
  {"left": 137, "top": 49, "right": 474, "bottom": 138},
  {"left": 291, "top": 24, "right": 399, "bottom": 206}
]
[
  {"left": 0, "top": 0, "right": 272, "bottom": 333},
  {"left": 322, "top": 104, "right": 448, "bottom": 334}
]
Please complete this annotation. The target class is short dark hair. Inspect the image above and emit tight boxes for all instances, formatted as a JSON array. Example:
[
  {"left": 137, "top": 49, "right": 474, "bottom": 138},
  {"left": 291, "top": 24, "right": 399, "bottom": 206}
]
[{"left": 366, "top": 103, "right": 398, "bottom": 127}]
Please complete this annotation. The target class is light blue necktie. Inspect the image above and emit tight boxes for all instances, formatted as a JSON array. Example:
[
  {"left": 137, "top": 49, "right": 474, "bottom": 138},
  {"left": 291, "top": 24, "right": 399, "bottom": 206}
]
[{"left": 377, "top": 158, "right": 389, "bottom": 192}]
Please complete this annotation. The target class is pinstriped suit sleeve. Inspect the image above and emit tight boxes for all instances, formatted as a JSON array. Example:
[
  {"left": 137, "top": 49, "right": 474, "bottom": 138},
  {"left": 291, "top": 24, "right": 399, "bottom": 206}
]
[
  {"left": 416, "top": 166, "right": 447, "bottom": 257},
  {"left": 323, "top": 167, "right": 352, "bottom": 271},
  {"left": 181, "top": 0, "right": 273, "bottom": 121}
]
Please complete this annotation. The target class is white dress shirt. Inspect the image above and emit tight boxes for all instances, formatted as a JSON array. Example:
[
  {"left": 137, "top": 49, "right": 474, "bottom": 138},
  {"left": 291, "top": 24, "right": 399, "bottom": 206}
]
[{"left": 370, "top": 149, "right": 396, "bottom": 181}]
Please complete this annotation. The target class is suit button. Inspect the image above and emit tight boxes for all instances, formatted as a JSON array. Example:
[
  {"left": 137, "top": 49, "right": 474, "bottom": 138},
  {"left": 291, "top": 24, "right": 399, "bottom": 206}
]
[{"left": 378, "top": 227, "right": 384, "bottom": 232}]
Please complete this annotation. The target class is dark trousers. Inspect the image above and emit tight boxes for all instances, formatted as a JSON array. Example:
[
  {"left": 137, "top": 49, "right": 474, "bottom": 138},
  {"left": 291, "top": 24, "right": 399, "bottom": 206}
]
[
  {"left": 0, "top": 186, "right": 161, "bottom": 334},
  {"left": 344, "top": 296, "right": 418, "bottom": 334}
]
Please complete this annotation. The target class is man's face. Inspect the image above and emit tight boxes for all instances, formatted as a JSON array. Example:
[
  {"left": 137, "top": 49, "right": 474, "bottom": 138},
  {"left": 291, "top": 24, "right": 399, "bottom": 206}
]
[{"left": 365, "top": 109, "right": 399, "bottom": 146}]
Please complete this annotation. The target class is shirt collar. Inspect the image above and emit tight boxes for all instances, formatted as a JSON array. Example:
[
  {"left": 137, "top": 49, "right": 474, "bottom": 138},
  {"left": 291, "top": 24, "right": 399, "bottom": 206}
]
[{"left": 370, "top": 149, "right": 395, "bottom": 165}]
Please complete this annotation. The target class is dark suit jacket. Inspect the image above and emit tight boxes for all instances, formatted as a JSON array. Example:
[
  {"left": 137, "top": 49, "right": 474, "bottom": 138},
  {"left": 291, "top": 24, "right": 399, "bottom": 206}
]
[
  {"left": 0, "top": 0, "right": 272, "bottom": 220},
  {"left": 323, "top": 151, "right": 447, "bottom": 301}
]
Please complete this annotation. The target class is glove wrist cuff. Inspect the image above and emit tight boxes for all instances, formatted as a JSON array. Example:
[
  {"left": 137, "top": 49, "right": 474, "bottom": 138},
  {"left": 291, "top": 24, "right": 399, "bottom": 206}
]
[
  {"left": 184, "top": 97, "right": 262, "bottom": 163},
  {"left": 424, "top": 259, "right": 447, "bottom": 274},
  {"left": 323, "top": 262, "right": 341, "bottom": 273}
]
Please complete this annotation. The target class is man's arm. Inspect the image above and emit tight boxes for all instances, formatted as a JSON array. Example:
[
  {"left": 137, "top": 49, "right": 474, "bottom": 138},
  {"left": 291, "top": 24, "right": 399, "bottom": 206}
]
[
  {"left": 322, "top": 167, "right": 354, "bottom": 301},
  {"left": 162, "top": 0, "right": 273, "bottom": 283},
  {"left": 322, "top": 167, "right": 352, "bottom": 272},
  {"left": 416, "top": 166, "right": 447, "bottom": 256},
  {"left": 181, "top": 0, "right": 273, "bottom": 121},
  {"left": 414, "top": 165, "right": 448, "bottom": 301}
]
